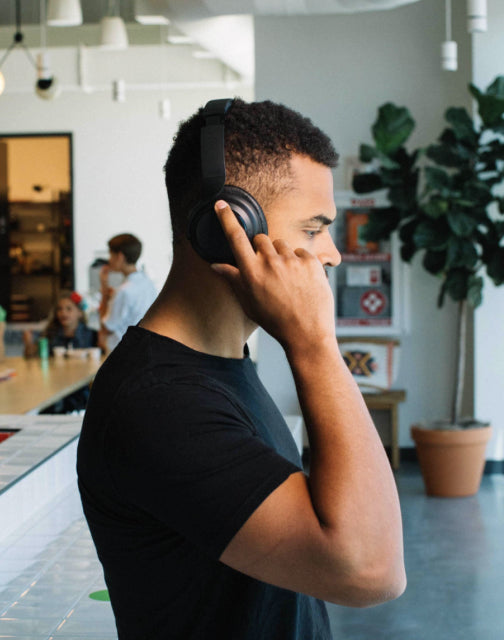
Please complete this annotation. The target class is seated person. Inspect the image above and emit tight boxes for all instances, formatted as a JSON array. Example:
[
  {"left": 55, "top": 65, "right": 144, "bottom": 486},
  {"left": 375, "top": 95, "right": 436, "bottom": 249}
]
[
  {"left": 23, "top": 290, "right": 98, "bottom": 413},
  {"left": 23, "top": 290, "right": 97, "bottom": 357}
]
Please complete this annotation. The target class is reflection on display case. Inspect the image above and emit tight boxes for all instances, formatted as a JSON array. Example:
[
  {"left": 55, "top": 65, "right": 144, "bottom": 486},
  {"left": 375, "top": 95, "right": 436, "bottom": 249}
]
[{"left": 333, "top": 192, "right": 406, "bottom": 336}]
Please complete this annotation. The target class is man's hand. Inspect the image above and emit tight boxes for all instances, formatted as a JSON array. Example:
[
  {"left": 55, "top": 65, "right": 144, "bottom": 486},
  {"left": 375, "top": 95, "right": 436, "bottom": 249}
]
[{"left": 211, "top": 200, "right": 336, "bottom": 353}]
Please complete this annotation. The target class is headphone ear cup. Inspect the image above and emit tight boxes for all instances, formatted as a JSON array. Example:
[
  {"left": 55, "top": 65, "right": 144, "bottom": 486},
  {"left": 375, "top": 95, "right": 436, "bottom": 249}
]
[{"left": 188, "top": 186, "right": 268, "bottom": 265}]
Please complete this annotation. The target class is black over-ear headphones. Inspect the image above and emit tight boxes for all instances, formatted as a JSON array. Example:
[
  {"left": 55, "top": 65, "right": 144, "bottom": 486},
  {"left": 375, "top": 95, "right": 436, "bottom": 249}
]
[{"left": 187, "top": 98, "right": 268, "bottom": 264}]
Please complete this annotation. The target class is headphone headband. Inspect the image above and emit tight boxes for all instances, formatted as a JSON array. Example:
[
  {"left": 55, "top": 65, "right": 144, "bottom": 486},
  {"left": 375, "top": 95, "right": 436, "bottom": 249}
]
[
  {"left": 188, "top": 98, "right": 267, "bottom": 264},
  {"left": 200, "top": 98, "right": 233, "bottom": 200}
]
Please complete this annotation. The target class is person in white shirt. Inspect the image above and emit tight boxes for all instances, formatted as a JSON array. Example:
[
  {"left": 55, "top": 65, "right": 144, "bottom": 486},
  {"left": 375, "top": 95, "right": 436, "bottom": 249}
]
[{"left": 99, "top": 233, "right": 157, "bottom": 353}]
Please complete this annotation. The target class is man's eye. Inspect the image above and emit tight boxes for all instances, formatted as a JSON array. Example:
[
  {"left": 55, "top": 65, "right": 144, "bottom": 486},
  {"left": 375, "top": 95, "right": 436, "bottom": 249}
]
[{"left": 304, "top": 229, "right": 321, "bottom": 239}]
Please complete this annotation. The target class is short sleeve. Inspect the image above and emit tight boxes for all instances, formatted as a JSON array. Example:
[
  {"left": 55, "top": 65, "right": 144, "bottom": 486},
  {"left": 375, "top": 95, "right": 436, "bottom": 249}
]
[{"left": 104, "top": 377, "right": 300, "bottom": 559}]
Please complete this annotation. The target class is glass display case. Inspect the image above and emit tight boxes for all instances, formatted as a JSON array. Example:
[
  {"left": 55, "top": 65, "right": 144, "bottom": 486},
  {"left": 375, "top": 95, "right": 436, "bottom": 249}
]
[
  {"left": 332, "top": 191, "right": 407, "bottom": 336},
  {"left": 7, "top": 194, "right": 73, "bottom": 322}
]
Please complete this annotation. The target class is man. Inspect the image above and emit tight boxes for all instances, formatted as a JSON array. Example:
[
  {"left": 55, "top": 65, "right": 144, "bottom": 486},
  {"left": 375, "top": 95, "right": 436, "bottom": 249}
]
[
  {"left": 98, "top": 233, "right": 157, "bottom": 353},
  {"left": 77, "top": 99, "right": 405, "bottom": 639}
]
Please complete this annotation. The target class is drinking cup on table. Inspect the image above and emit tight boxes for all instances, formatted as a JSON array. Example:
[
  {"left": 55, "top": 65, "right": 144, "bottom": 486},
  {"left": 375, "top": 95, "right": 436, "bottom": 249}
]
[
  {"left": 53, "top": 346, "right": 66, "bottom": 359},
  {"left": 38, "top": 337, "right": 49, "bottom": 360},
  {"left": 87, "top": 347, "right": 101, "bottom": 361}
]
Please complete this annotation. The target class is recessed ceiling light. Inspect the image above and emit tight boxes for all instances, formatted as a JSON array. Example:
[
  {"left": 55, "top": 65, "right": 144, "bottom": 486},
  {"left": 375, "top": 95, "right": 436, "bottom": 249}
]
[
  {"left": 135, "top": 15, "right": 170, "bottom": 25},
  {"left": 166, "top": 34, "right": 193, "bottom": 45},
  {"left": 192, "top": 50, "right": 217, "bottom": 59}
]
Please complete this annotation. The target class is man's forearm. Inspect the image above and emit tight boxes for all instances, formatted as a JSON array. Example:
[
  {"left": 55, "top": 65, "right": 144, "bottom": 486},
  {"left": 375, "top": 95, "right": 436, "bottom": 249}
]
[{"left": 286, "top": 336, "right": 405, "bottom": 594}]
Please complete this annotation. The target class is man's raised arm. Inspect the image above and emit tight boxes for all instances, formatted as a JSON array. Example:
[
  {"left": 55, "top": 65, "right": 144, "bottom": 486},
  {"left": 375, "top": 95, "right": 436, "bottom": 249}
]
[{"left": 213, "top": 201, "right": 406, "bottom": 607}]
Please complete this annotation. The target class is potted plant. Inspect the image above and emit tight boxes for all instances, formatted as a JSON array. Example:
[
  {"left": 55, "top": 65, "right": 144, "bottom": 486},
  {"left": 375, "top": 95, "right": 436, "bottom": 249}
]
[{"left": 352, "top": 76, "right": 504, "bottom": 496}]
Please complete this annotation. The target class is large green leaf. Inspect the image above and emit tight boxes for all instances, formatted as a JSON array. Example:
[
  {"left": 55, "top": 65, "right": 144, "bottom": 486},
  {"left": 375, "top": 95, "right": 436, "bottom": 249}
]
[
  {"left": 446, "top": 236, "right": 478, "bottom": 268},
  {"left": 359, "top": 144, "right": 378, "bottom": 163},
  {"left": 445, "top": 107, "right": 478, "bottom": 146},
  {"left": 372, "top": 103, "right": 415, "bottom": 155},
  {"left": 400, "top": 242, "right": 418, "bottom": 263},
  {"left": 413, "top": 220, "right": 450, "bottom": 250},
  {"left": 470, "top": 82, "right": 504, "bottom": 128},
  {"left": 487, "top": 247, "right": 504, "bottom": 285},
  {"left": 467, "top": 275, "right": 484, "bottom": 308},
  {"left": 462, "top": 181, "right": 493, "bottom": 207},
  {"left": 360, "top": 207, "right": 401, "bottom": 242},
  {"left": 399, "top": 217, "right": 419, "bottom": 242},
  {"left": 444, "top": 268, "right": 470, "bottom": 302},
  {"left": 422, "top": 197, "right": 449, "bottom": 219},
  {"left": 426, "top": 143, "right": 469, "bottom": 168},
  {"left": 486, "top": 76, "right": 504, "bottom": 99},
  {"left": 446, "top": 210, "right": 479, "bottom": 237},
  {"left": 352, "top": 172, "right": 383, "bottom": 194},
  {"left": 423, "top": 249, "right": 446, "bottom": 274},
  {"left": 424, "top": 166, "right": 451, "bottom": 192}
]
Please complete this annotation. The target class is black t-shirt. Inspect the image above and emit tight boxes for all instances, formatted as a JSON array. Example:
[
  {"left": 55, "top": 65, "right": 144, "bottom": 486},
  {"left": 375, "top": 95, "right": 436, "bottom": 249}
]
[{"left": 77, "top": 326, "right": 331, "bottom": 640}]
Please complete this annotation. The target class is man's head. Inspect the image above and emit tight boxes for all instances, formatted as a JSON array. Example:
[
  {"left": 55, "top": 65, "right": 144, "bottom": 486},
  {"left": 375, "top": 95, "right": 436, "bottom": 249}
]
[
  {"left": 108, "top": 234, "right": 142, "bottom": 269},
  {"left": 164, "top": 98, "right": 339, "bottom": 249}
]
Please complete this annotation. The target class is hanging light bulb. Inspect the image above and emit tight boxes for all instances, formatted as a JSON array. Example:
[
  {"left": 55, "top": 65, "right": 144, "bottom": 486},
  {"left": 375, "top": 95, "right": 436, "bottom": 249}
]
[
  {"left": 442, "top": 0, "right": 458, "bottom": 71},
  {"left": 467, "top": 0, "right": 487, "bottom": 33}
]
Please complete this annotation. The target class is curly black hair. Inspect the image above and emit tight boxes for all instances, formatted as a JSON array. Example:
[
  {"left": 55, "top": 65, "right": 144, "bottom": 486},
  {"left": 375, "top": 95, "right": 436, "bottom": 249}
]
[{"left": 164, "top": 98, "right": 339, "bottom": 246}]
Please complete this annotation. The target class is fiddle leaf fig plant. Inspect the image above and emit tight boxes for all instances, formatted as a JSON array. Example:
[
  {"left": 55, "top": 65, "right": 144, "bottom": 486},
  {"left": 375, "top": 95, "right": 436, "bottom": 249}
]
[{"left": 352, "top": 76, "right": 504, "bottom": 427}]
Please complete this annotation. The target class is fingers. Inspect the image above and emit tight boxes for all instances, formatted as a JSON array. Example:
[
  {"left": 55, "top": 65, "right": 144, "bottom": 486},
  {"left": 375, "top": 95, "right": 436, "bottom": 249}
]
[{"left": 213, "top": 200, "right": 257, "bottom": 268}]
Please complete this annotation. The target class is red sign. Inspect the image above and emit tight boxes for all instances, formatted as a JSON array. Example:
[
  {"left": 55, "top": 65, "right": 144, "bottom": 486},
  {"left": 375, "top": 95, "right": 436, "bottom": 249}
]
[{"left": 360, "top": 289, "right": 387, "bottom": 316}]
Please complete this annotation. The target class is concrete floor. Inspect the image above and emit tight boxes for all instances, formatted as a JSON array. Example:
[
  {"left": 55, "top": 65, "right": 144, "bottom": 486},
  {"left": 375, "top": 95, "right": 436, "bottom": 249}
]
[{"left": 327, "top": 463, "right": 504, "bottom": 640}]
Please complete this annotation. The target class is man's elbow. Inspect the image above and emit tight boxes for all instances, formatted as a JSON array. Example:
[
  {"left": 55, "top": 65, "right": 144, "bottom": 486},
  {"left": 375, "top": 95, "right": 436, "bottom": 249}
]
[{"left": 324, "top": 553, "right": 407, "bottom": 608}]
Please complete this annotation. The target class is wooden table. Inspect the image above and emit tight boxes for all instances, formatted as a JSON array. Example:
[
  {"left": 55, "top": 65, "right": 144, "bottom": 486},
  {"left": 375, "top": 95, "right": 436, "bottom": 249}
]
[
  {"left": 362, "top": 389, "right": 406, "bottom": 470},
  {"left": 0, "top": 356, "right": 103, "bottom": 415}
]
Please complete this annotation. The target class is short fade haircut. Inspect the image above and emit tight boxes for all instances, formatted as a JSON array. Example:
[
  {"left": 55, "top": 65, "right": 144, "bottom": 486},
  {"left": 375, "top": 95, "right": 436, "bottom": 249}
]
[
  {"left": 164, "top": 98, "right": 339, "bottom": 245},
  {"left": 108, "top": 233, "right": 142, "bottom": 265}
]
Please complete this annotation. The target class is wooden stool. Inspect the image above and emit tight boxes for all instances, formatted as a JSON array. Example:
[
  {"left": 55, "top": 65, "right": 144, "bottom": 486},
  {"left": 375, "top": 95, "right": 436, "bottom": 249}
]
[{"left": 362, "top": 389, "right": 406, "bottom": 470}]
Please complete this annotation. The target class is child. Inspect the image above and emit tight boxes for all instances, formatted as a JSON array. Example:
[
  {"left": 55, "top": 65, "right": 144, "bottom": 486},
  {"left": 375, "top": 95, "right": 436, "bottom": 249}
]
[
  {"left": 23, "top": 290, "right": 97, "bottom": 358},
  {"left": 23, "top": 291, "right": 99, "bottom": 414}
]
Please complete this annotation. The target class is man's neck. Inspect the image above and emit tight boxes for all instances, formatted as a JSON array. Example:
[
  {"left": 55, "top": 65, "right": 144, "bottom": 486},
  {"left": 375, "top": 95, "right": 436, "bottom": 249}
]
[
  {"left": 140, "top": 252, "right": 255, "bottom": 359},
  {"left": 122, "top": 264, "right": 137, "bottom": 277}
]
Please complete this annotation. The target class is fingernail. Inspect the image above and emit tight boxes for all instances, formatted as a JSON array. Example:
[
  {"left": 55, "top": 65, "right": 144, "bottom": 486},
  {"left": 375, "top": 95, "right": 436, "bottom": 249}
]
[{"left": 215, "top": 200, "right": 227, "bottom": 210}]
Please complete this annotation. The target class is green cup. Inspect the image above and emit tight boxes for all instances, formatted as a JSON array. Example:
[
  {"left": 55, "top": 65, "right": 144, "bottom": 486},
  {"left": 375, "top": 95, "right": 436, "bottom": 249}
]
[{"left": 38, "top": 337, "right": 50, "bottom": 360}]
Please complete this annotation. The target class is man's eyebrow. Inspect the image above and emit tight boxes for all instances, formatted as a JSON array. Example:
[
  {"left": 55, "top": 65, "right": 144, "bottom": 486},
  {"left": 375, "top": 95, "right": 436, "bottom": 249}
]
[{"left": 302, "top": 214, "right": 335, "bottom": 226}]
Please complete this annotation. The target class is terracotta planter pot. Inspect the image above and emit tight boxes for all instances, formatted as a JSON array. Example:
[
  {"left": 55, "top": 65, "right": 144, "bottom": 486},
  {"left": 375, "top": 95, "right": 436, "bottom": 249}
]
[{"left": 410, "top": 425, "right": 492, "bottom": 497}]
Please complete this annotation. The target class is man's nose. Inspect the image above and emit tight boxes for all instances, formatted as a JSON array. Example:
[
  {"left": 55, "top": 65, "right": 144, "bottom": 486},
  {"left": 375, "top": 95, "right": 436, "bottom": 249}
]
[{"left": 318, "top": 233, "right": 341, "bottom": 267}]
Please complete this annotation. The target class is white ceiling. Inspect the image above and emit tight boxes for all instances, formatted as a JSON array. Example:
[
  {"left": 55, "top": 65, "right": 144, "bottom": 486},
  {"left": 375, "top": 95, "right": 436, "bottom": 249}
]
[
  {"left": 0, "top": 0, "right": 423, "bottom": 84},
  {"left": 0, "top": 0, "right": 423, "bottom": 27}
]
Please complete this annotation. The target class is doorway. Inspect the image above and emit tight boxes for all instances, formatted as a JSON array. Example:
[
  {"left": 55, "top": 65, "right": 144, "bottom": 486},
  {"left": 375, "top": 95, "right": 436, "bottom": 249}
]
[{"left": 0, "top": 133, "right": 74, "bottom": 323}]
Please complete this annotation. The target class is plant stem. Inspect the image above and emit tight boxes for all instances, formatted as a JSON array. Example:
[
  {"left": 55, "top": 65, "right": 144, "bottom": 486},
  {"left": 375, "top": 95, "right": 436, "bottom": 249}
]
[{"left": 452, "top": 299, "right": 467, "bottom": 426}]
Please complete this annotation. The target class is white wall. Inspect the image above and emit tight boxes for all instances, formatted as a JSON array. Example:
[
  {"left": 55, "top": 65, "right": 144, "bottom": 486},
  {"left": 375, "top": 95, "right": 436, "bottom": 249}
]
[
  {"left": 472, "top": 0, "right": 504, "bottom": 462},
  {"left": 0, "top": 43, "right": 253, "bottom": 295},
  {"left": 254, "top": 0, "right": 477, "bottom": 449}
]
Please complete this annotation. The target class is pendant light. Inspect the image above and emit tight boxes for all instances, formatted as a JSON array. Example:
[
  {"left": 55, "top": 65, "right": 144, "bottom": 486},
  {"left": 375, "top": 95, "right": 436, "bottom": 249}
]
[
  {"left": 467, "top": 0, "right": 487, "bottom": 33},
  {"left": 441, "top": 0, "right": 457, "bottom": 71},
  {"left": 100, "top": 1, "right": 129, "bottom": 50},
  {"left": 47, "top": 0, "right": 83, "bottom": 27}
]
